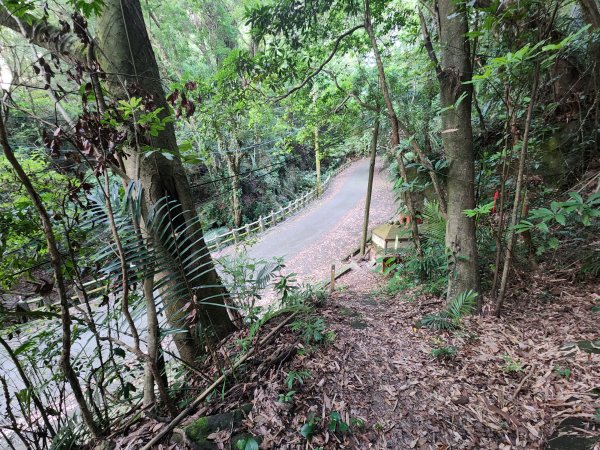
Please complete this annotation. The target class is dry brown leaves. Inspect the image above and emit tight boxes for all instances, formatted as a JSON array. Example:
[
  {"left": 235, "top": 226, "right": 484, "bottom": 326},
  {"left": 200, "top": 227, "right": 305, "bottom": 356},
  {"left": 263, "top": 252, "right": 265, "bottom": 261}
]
[
  {"left": 238, "top": 264, "right": 599, "bottom": 449},
  {"left": 113, "top": 266, "right": 598, "bottom": 450}
]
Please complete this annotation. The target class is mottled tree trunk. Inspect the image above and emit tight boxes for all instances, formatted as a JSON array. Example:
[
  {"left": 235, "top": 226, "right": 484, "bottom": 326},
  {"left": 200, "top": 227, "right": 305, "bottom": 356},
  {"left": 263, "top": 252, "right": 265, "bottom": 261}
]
[
  {"left": 437, "top": 0, "right": 481, "bottom": 303},
  {"left": 95, "top": 0, "right": 235, "bottom": 363}
]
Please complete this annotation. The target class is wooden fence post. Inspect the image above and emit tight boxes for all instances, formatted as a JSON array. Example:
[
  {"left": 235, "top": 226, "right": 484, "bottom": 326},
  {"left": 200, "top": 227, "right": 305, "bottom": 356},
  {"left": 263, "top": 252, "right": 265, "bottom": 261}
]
[
  {"left": 330, "top": 264, "right": 335, "bottom": 293},
  {"left": 271, "top": 210, "right": 276, "bottom": 226},
  {"left": 245, "top": 223, "right": 251, "bottom": 236},
  {"left": 259, "top": 215, "right": 265, "bottom": 232},
  {"left": 232, "top": 228, "right": 238, "bottom": 244}
]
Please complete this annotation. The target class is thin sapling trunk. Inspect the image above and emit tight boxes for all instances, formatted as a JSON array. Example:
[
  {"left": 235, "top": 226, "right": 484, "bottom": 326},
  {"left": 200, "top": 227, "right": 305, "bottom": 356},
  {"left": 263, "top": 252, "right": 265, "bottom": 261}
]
[{"left": 0, "top": 108, "right": 102, "bottom": 437}]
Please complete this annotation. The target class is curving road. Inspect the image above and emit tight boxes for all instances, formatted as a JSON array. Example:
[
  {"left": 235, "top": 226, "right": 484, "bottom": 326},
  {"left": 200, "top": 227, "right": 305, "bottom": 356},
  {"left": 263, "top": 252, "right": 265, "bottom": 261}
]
[{"left": 218, "top": 157, "right": 398, "bottom": 283}]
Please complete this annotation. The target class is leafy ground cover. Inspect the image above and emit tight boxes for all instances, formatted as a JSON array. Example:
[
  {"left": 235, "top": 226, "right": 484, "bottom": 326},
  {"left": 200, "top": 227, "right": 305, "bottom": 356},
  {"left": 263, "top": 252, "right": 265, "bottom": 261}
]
[{"left": 112, "top": 259, "right": 599, "bottom": 449}]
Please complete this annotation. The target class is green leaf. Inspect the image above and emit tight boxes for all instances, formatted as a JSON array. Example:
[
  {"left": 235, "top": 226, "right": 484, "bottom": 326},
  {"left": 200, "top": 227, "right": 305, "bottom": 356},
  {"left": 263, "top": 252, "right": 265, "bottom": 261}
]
[
  {"left": 569, "top": 192, "right": 583, "bottom": 204},
  {"left": 300, "top": 423, "right": 315, "bottom": 440},
  {"left": 515, "top": 220, "right": 534, "bottom": 233},
  {"left": 582, "top": 215, "right": 591, "bottom": 226},
  {"left": 555, "top": 214, "right": 566, "bottom": 226},
  {"left": 236, "top": 438, "right": 259, "bottom": 450},
  {"left": 537, "top": 222, "right": 549, "bottom": 233}
]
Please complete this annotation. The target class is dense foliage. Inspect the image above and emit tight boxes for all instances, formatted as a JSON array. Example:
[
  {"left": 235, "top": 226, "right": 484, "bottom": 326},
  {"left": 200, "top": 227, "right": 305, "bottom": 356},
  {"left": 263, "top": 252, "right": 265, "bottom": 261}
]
[{"left": 0, "top": 0, "right": 598, "bottom": 448}]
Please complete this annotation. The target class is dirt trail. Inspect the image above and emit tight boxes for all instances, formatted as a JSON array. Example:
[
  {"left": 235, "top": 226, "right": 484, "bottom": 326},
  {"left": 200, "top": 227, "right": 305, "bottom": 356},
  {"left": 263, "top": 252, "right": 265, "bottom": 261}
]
[
  {"left": 245, "top": 262, "right": 599, "bottom": 449},
  {"left": 113, "top": 250, "right": 599, "bottom": 450}
]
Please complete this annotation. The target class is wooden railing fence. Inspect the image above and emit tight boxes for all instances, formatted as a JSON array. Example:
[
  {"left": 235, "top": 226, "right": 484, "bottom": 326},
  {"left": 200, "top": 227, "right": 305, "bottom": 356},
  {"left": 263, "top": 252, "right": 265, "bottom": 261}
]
[{"left": 22, "top": 161, "right": 352, "bottom": 309}]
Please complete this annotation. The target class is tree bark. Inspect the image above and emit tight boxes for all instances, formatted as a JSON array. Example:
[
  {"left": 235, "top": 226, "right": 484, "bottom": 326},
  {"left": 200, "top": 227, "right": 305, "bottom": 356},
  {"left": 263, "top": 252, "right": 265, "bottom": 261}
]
[
  {"left": 578, "top": 0, "right": 600, "bottom": 153},
  {"left": 225, "top": 149, "right": 243, "bottom": 228},
  {"left": 579, "top": 0, "right": 600, "bottom": 26},
  {"left": 494, "top": 66, "right": 540, "bottom": 316},
  {"left": 93, "top": 0, "right": 235, "bottom": 362},
  {"left": 315, "top": 127, "right": 322, "bottom": 196},
  {"left": 364, "top": 0, "right": 423, "bottom": 259},
  {"left": 436, "top": 0, "right": 481, "bottom": 303},
  {"left": 361, "top": 117, "right": 379, "bottom": 256},
  {"left": 490, "top": 91, "right": 511, "bottom": 300}
]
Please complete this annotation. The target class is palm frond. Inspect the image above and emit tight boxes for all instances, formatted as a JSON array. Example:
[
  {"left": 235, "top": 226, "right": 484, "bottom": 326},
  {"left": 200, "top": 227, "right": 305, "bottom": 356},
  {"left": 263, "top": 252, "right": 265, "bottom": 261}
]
[
  {"left": 447, "top": 290, "right": 477, "bottom": 320},
  {"left": 421, "top": 290, "right": 478, "bottom": 331},
  {"left": 420, "top": 200, "right": 446, "bottom": 245},
  {"left": 84, "top": 182, "right": 231, "bottom": 328},
  {"left": 419, "top": 311, "right": 454, "bottom": 331}
]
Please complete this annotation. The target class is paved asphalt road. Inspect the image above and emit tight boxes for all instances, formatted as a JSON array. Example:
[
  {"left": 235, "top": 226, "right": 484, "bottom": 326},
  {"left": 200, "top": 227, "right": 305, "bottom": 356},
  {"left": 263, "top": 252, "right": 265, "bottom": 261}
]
[
  {"left": 219, "top": 157, "right": 397, "bottom": 286},
  {"left": 240, "top": 158, "right": 372, "bottom": 262}
]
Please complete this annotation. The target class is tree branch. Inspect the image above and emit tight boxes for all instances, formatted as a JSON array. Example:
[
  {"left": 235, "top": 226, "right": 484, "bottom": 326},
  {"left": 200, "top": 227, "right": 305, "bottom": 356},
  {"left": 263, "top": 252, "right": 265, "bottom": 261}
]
[
  {"left": 0, "top": 4, "right": 87, "bottom": 67},
  {"left": 324, "top": 69, "right": 381, "bottom": 113},
  {"left": 272, "top": 24, "right": 364, "bottom": 102},
  {"left": 418, "top": 9, "right": 442, "bottom": 76},
  {"left": 0, "top": 104, "right": 102, "bottom": 437}
]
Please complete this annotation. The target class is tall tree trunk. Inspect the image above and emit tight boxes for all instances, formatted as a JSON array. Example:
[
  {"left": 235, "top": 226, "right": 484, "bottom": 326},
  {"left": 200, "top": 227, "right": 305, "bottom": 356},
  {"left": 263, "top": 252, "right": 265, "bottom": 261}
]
[
  {"left": 226, "top": 150, "right": 243, "bottom": 228},
  {"left": 490, "top": 87, "right": 512, "bottom": 299},
  {"left": 364, "top": 0, "right": 423, "bottom": 259},
  {"left": 361, "top": 117, "right": 379, "bottom": 256},
  {"left": 578, "top": 0, "right": 600, "bottom": 154},
  {"left": 94, "top": 0, "right": 235, "bottom": 362},
  {"left": 416, "top": 14, "right": 449, "bottom": 215},
  {"left": 315, "top": 127, "right": 322, "bottom": 196},
  {"left": 437, "top": 0, "right": 481, "bottom": 303},
  {"left": 494, "top": 66, "right": 540, "bottom": 316},
  {"left": 579, "top": 0, "right": 600, "bottom": 26}
]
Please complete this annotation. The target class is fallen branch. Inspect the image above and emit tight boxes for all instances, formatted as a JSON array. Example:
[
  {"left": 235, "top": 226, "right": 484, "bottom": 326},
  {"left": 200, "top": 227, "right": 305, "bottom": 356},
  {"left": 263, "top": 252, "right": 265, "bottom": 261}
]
[
  {"left": 140, "top": 311, "right": 299, "bottom": 449},
  {"left": 512, "top": 364, "right": 536, "bottom": 401}
]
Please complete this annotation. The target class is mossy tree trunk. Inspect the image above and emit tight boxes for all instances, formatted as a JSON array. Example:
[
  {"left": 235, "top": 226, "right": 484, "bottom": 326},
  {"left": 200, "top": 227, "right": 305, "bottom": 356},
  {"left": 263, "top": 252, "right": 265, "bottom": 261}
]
[{"left": 436, "top": 0, "right": 481, "bottom": 304}]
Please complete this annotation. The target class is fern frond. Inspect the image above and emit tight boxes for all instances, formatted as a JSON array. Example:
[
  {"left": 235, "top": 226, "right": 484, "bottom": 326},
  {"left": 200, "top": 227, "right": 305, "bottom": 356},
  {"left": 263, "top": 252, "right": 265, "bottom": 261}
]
[
  {"left": 420, "top": 311, "right": 455, "bottom": 331},
  {"left": 420, "top": 200, "right": 446, "bottom": 245},
  {"left": 447, "top": 290, "right": 478, "bottom": 321}
]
